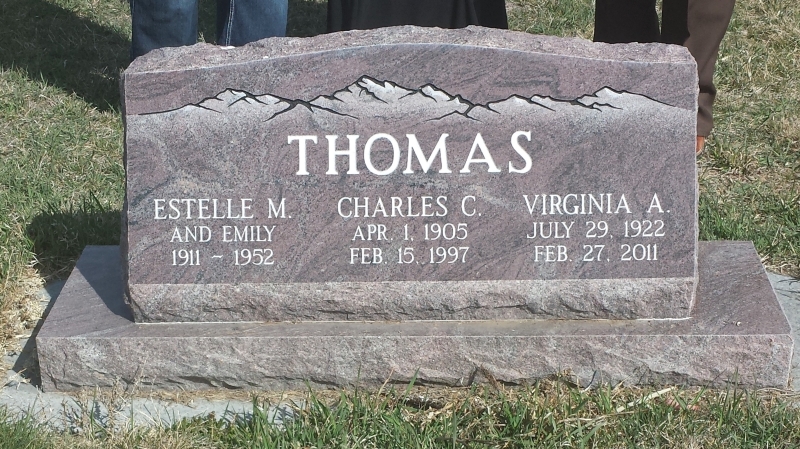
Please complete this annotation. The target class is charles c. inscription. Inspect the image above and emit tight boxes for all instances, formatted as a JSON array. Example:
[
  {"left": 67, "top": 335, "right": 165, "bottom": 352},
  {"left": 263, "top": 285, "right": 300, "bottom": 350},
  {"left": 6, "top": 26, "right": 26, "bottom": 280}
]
[{"left": 126, "top": 77, "right": 694, "bottom": 283}]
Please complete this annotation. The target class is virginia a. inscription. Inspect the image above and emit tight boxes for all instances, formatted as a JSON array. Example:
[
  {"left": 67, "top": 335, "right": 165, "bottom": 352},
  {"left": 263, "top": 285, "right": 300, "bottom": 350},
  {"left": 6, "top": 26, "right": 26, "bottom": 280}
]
[{"left": 126, "top": 77, "right": 693, "bottom": 285}]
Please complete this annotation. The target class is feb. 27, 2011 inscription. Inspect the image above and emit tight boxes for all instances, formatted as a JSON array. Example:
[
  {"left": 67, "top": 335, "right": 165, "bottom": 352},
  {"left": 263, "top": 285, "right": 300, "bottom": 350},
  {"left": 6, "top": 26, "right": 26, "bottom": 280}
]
[
  {"left": 35, "top": 26, "right": 793, "bottom": 395},
  {"left": 122, "top": 26, "right": 698, "bottom": 323}
]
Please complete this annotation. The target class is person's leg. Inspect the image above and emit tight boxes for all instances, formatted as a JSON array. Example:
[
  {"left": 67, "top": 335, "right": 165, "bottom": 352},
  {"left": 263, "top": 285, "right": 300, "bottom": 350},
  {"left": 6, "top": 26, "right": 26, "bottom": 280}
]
[
  {"left": 465, "top": 0, "right": 509, "bottom": 29},
  {"left": 326, "top": 0, "right": 506, "bottom": 32},
  {"left": 684, "top": 0, "right": 736, "bottom": 138},
  {"left": 217, "top": 0, "right": 288, "bottom": 46},
  {"left": 593, "top": 0, "right": 660, "bottom": 43},
  {"left": 130, "top": 0, "right": 198, "bottom": 60},
  {"left": 327, "top": 0, "right": 348, "bottom": 32},
  {"left": 659, "top": 0, "right": 689, "bottom": 45}
]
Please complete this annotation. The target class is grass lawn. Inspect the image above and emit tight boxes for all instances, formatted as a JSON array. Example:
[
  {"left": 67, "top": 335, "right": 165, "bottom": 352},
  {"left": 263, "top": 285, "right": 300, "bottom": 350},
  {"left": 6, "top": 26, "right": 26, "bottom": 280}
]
[{"left": 0, "top": 0, "right": 798, "bottom": 446}]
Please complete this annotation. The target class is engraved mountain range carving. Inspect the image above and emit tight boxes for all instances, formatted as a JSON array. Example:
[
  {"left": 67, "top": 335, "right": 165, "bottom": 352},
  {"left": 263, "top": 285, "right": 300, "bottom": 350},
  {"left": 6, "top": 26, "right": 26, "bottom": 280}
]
[{"left": 174, "top": 76, "right": 674, "bottom": 121}]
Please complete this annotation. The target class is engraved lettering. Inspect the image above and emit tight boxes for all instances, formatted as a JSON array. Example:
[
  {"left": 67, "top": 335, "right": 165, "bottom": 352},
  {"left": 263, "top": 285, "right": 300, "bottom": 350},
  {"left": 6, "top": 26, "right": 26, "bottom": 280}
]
[
  {"left": 647, "top": 193, "right": 664, "bottom": 213},
  {"left": 288, "top": 135, "right": 317, "bottom": 175},
  {"left": 364, "top": 133, "right": 401, "bottom": 175},
  {"left": 404, "top": 134, "right": 452, "bottom": 174},
  {"left": 459, "top": 133, "right": 501, "bottom": 173},
  {"left": 509, "top": 131, "right": 533, "bottom": 173}
]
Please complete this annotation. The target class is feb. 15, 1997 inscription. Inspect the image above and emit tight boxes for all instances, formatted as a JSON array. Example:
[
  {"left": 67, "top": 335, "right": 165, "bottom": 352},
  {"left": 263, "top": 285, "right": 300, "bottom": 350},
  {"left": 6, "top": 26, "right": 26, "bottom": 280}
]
[{"left": 122, "top": 28, "right": 698, "bottom": 323}]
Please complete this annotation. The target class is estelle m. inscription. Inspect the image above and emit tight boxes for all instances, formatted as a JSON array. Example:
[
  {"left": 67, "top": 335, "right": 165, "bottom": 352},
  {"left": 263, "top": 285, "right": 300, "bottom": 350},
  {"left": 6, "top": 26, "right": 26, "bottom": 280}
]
[{"left": 135, "top": 77, "right": 684, "bottom": 277}]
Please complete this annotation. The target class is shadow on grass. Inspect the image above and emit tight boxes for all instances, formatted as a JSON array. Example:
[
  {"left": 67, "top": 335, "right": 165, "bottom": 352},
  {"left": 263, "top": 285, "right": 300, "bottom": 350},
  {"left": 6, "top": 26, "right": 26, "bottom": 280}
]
[
  {"left": 26, "top": 198, "right": 121, "bottom": 280},
  {"left": 12, "top": 292, "right": 55, "bottom": 387},
  {"left": 20, "top": 201, "right": 124, "bottom": 387},
  {"left": 17, "top": 199, "right": 120, "bottom": 384},
  {"left": 0, "top": 0, "right": 130, "bottom": 111},
  {"left": 0, "top": 0, "right": 327, "bottom": 113}
]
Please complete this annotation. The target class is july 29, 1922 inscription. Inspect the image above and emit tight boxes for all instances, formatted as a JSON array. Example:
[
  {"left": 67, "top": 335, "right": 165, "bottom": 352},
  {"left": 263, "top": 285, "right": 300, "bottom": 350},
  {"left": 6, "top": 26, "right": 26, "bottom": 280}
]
[{"left": 122, "top": 27, "right": 698, "bottom": 323}]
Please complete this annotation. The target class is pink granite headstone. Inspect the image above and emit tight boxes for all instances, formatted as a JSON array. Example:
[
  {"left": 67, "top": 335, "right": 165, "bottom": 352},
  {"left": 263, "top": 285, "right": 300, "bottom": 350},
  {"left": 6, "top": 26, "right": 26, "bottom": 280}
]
[
  {"left": 37, "top": 27, "right": 791, "bottom": 393},
  {"left": 121, "top": 26, "right": 698, "bottom": 323}
]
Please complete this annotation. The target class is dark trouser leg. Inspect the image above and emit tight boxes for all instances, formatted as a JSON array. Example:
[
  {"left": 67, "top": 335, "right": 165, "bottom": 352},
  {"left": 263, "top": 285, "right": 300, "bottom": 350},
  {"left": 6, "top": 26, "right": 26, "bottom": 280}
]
[
  {"left": 593, "top": 0, "right": 688, "bottom": 45},
  {"left": 130, "top": 0, "right": 198, "bottom": 60},
  {"left": 660, "top": 0, "right": 689, "bottom": 44},
  {"left": 326, "top": 0, "right": 507, "bottom": 32},
  {"left": 683, "top": 0, "right": 736, "bottom": 136},
  {"left": 595, "top": 0, "right": 735, "bottom": 136},
  {"left": 593, "top": 0, "right": 660, "bottom": 43},
  {"left": 216, "top": 0, "right": 288, "bottom": 46}
]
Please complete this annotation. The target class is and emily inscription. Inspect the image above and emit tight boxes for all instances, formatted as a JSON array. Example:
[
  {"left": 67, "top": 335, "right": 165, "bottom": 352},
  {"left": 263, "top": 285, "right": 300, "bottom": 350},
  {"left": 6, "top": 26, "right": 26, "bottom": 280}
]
[
  {"left": 121, "top": 30, "right": 699, "bottom": 322},
  {"left": 155, "top": 191, "right": 670, "bottom": 270},
  {"left": 126, "top": 77, "right": 694, "bottom": 284}
]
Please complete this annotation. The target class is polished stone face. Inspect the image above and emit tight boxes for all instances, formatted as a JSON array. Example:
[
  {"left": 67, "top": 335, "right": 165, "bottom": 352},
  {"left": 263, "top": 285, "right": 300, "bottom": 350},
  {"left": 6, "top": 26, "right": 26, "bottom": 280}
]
[{"left": 121, "top": 26, "right": 698, "bottom": 323}]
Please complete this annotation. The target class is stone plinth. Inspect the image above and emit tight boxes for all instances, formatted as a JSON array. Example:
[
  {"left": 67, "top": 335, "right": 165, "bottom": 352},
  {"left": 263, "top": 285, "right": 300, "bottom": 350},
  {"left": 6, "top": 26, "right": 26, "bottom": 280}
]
[
  {"left": 122, "top": 26, "right": 698, "bottom": 323},
  {"left": 37, "top": 242, "right": 791, "bottom": 391}
]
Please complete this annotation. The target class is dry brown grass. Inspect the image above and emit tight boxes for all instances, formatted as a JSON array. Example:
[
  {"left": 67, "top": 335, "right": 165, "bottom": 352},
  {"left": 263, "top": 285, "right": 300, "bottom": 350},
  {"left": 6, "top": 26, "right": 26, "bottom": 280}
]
[{"left": 0, "top": 267, "right": 44, "bottom": 365}]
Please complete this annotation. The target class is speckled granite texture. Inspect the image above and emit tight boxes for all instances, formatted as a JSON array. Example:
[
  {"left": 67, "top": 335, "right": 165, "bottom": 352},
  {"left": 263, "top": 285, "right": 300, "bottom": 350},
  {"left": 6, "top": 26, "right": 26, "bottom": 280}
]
[
  {"left": 122, "top": 26, "right": 698, "bottom": 322},
  {"left": 37, "top": 242, "right": 791, "bottom": 391}
]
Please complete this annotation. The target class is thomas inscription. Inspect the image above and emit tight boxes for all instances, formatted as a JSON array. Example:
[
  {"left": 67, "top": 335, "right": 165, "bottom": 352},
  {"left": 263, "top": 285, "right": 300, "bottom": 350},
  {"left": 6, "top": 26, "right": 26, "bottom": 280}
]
[
  {"left": 126, "top": 77, "right": 694, "bottom": 284},
  {"left": 121, "top": 29, "right": 698, "bottom": 321}
]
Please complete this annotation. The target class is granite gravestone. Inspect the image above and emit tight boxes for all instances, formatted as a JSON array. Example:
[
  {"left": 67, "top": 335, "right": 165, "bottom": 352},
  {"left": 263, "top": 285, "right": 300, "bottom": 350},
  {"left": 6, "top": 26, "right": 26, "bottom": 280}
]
[
  {"left": 122, "top": 26, "right": 697, "bottom": 323},
  {"left": 36, "top": 27, "right": 792, "bottom": 391}
]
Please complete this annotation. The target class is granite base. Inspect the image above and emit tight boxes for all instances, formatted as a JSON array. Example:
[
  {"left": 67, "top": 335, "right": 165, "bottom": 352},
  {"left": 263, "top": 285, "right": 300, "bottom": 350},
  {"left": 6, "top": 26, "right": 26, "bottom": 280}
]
[{"left": 37, "top": 242, "right": 792, "bottom": 391}]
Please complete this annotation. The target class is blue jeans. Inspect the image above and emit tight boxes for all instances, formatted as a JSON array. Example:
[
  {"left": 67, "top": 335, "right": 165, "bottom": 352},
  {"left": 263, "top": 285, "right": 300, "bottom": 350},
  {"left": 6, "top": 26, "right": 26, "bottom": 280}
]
[{"left": 130, "top": 0, "right": 288, "bottom": 60}]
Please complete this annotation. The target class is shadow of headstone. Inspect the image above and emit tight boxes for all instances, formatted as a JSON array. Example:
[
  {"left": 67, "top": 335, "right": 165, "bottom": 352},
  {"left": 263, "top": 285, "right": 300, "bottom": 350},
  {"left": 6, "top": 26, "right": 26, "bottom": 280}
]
[
  {"left": 18, "top": 205, "right": 122, "bottom": 386},
  {"left": 0, "top": 0, "right": 130, "bottom": 111},
  {"left": 27, "top": 200, "right": 121, "bottom": 279}
]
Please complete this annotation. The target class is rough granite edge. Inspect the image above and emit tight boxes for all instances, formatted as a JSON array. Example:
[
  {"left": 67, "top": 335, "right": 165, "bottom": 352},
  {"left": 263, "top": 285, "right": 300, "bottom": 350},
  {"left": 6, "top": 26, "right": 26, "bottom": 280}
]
[
  {"left": 126, "top": 277, "right": 695, "bottom": 323},
  {"left": 39, "top": 334, "right": 792, "bottom": 391},
  {"left": 36, "top": 243, "right": 793, "bottom": 391},
  {"left": 125, "top": 26, "right": 695, "bottom": 75}
]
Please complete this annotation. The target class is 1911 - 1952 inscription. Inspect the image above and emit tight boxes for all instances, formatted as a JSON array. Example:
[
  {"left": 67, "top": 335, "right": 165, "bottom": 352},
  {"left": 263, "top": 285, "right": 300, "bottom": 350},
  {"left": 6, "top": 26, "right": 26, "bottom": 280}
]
[
  {"left": 122, "top": 29, "right": 697, "bottom": 322},
  {"left": 155, "top": 189, "right": 669, "bottom": 269},
  {"left": 139, "top": 106, "right": 686, "bottom": 281},
  {"left": 38, "top": 28, "right": 791, "bottom": 394}
]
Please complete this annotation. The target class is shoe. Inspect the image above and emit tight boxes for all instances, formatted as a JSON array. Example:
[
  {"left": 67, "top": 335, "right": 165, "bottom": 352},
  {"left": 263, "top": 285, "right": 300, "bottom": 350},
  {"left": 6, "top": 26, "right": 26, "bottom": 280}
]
[{"left": 696, "top": 136, "right": 705, "bottom": 156}]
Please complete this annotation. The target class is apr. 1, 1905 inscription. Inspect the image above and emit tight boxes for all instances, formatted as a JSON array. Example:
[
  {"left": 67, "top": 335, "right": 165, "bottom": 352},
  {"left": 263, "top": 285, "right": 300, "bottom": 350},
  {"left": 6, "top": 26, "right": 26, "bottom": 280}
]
[
  {"left": 156, "top": 190, "right": 669, "bottom": 270},
  {"left": 125, "top": 77, "right": 696, "bottom": 285}
]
